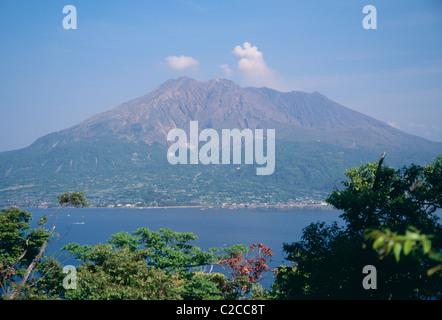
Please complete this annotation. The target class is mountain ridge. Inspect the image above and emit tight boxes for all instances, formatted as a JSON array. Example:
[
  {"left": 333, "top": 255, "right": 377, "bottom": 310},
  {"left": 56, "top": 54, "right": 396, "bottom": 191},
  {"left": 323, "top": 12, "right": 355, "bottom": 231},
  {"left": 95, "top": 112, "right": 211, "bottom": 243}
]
[
  {"left": 26, "top": 76, "right": 435, "bottom": 150},
  {"left": 1, "top": 77, "right": 441, "bottom": 207}
]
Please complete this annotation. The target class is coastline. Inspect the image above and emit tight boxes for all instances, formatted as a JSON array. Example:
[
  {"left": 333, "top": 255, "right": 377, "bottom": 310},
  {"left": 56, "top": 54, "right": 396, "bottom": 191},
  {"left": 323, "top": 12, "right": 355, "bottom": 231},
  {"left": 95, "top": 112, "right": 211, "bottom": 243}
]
[{"left": 27, "top": 202, "right": 336, "bottom": 211}]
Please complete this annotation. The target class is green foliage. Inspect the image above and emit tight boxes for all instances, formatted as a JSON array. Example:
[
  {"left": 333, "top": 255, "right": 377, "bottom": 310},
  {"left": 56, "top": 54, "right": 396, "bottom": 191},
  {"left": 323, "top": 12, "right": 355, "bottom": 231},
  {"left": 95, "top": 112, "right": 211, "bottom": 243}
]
[
  {"left": 62, "top": 228, "right": 265, "bottom": 300},
  {"left": 0, "top": 207, "right": 33, "bottom": 263},
  {"left": 327, "top": 154, "right": 442, "bottom": 236},
  {"left": 132, "top": 228, "right": 218, "bottom": 271},
  {"left": 272, "top": 265, "right": 303, "bottom": 299},
  {"left": 0, "top": 207, "right": 55, "bottom": 299},
  {"left": 0, "top": 192, "right": 89, "bottom": 300},
  {"left": 274, "top": 221, "right": 359, "bottom": 299},
  {"left": 273, "top": 154, "right": 442, "bottom": 299},
  {"left": 18, "top": 257, "right": 66, "bottom": 300},
  {"left": 57, "top": 191, "right": 89, "bottom": 208},
  {"left": 63, "top": 244, "right": 184, "bottom": 300},
  {"left": 65, "top": 228, "right": 225, "bottom": 272},
  {"left": 367, "top": 227, "right": 442, "bottom": 276}
]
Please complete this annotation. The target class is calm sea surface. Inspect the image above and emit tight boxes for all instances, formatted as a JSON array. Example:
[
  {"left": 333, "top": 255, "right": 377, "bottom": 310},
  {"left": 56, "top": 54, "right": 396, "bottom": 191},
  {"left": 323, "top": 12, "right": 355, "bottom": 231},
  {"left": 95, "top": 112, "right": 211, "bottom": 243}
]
[{"left": 28, "top": 206, "right": 343, "bottom": 287}]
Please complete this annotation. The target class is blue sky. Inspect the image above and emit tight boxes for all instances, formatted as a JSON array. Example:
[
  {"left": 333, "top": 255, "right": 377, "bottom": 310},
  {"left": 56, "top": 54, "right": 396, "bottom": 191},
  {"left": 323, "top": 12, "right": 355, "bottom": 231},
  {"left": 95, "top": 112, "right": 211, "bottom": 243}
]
[{"left": 0, "top": 0, "right": 441, "bottom": 151}]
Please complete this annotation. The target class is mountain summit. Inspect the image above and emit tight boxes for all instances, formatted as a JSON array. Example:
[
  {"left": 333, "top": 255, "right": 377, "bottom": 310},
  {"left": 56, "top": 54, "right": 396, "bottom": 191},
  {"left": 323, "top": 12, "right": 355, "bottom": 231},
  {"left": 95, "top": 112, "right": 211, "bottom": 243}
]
[
  {"left": 30, "top": 77, "right": 422, "bottom": 150},
  {"left": 1, "top": 77, "right": 441, "bottom": 207}
]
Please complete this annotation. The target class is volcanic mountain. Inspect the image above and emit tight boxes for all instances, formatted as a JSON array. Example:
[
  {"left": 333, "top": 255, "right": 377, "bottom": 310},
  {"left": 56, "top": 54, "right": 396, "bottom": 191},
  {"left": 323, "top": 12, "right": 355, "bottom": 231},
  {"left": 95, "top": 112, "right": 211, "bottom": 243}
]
[
  {"left": 28, "top": 77, "right": 430, "bottom": 149},
  {"left": 1, "top": 77, "right": 441, "bottom": 207}
]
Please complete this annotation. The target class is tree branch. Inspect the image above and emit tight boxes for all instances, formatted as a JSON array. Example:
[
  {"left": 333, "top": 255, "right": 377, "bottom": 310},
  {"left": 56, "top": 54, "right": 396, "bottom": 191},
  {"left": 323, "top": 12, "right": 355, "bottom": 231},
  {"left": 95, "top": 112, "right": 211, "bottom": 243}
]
[{"left": 6, "top": 225, "right": 55, "bottom": 300}]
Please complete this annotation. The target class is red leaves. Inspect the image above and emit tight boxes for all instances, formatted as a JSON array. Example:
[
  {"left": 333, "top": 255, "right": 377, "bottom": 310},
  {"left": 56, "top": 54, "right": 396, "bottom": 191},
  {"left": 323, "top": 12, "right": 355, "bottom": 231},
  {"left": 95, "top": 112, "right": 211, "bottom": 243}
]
[{"left": 220, "top": 243, "right": 274, "bottom": 284}]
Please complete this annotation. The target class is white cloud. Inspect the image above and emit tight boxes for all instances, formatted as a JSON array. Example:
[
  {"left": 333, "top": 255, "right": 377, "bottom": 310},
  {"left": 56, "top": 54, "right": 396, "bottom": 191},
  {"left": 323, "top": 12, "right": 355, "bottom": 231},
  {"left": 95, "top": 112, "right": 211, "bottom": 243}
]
[
  {"left": 387, "top": 121, "right": 400, "bottom": 129},
  {"left": 165, "top": 55, "right": 199, "bottom": 70},
  {"left": 219, "top": 64, "right": 232, "bottom": 77},
  {"left": 232, "top": 42, "right": 287, "bottom": 90}
]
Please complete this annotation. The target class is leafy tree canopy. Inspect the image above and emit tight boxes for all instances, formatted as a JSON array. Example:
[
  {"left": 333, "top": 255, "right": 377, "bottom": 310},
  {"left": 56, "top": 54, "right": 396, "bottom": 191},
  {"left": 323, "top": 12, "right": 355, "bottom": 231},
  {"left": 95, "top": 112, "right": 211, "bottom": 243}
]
[{"left": 273, "top": 154, "right": 442, "bottom": 299}]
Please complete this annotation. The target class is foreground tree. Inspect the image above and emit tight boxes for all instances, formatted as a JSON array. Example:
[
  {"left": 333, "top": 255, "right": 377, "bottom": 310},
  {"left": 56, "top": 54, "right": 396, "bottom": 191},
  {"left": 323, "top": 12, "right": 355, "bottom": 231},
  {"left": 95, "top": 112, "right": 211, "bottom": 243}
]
[
  {"left": 62, "top": 228, "right": 274, "bottom": 300},
  {"left": 273, "top": 154, "right": 442, "bottom": 299},
  {"left": 367, "top": 226, "right": 442, "bottom": 277},
  {"left": 0, "top": 192, "right": 88, "bottom": 299},
  {"left": 1, "top": 190, "right": 274, "bottom": 300}
]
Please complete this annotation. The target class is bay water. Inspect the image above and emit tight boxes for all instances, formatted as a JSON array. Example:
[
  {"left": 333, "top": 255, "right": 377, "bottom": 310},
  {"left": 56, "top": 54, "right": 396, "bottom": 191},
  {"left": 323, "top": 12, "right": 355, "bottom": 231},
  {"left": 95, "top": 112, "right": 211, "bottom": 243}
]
[{"left": 29, "top": 206, "right": 343, "bottom": 289}]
